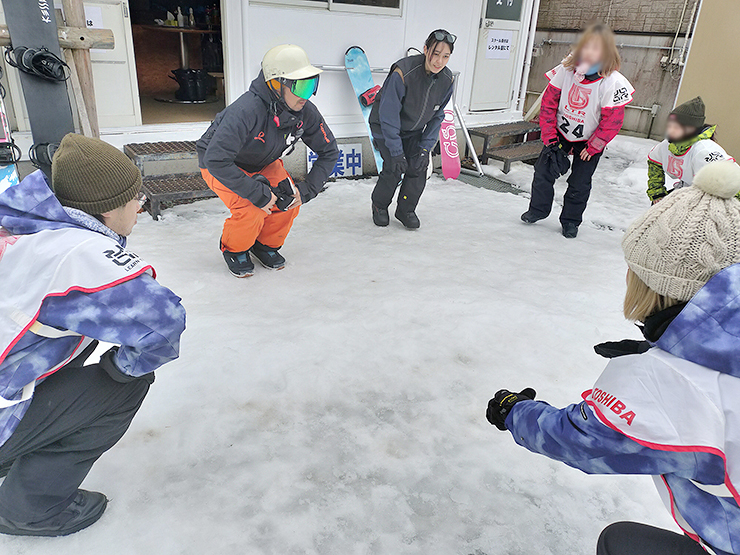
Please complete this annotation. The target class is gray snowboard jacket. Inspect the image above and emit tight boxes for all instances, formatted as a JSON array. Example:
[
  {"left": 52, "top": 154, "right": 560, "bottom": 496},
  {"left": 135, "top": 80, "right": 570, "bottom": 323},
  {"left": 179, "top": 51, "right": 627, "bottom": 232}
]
[
  {"left": 197, "top": 73, "right": 339, "bottom": 208},
  {"left": 369, "top": 54, "right": 454, "bottom": 157}
]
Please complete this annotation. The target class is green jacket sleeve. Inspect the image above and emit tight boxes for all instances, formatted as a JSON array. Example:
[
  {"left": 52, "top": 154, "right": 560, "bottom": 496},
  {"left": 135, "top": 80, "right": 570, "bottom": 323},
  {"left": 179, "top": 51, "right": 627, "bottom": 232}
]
[{"left": 647, "top": 159, "right": 667, "bottom": 202}]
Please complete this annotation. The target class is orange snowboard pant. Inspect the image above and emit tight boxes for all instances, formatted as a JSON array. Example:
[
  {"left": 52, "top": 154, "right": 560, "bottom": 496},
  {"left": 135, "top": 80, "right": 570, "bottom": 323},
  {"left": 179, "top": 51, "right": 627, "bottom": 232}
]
[{"left": 201, "top": 160, "right": 300, "bottom": 253}]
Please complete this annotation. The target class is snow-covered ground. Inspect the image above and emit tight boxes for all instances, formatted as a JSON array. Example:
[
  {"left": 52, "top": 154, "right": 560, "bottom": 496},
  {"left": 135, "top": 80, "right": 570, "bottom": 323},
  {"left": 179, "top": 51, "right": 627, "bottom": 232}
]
[{"left": 1, "top": 136, "right": 678, "bottom": 555}]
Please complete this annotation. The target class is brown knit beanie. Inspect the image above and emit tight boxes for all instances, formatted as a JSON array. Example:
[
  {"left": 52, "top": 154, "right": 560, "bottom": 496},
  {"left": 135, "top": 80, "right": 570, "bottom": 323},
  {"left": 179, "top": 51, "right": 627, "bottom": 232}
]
[
  {"left": 670, "top": 96, "right": 706, "bottom": 128},
  {"left": 52, "top": 133, "right": 142, "bottom": 215}
]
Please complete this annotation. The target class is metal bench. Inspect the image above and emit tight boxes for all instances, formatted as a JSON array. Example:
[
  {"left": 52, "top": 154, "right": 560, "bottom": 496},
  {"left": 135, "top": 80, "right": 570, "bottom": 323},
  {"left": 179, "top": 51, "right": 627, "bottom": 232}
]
[
  {"left": 486, "top": 140, "right": 544, "bottom": 174},
  {"left": 141, "top": 173, "right": 216, "bottom": 220},
  {"left": 466, "top": 121, "right": 541, "bottom": 169}
]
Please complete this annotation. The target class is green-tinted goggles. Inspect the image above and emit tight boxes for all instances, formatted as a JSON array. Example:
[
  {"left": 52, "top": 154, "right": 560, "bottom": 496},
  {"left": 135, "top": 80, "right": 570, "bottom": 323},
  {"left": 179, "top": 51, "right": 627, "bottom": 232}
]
[{"left": 289, "top": 76, "right": 319, "bottom": 100}]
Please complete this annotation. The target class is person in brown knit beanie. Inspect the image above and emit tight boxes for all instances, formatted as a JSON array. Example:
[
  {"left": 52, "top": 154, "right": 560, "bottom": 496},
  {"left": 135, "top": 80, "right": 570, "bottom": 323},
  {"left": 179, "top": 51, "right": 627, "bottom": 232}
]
[
  {"left": 0, "top": 132, "right": 185, "bottom": 536},
  {"left": 52, "top": 133, "right": 144, "bottom": 236}
]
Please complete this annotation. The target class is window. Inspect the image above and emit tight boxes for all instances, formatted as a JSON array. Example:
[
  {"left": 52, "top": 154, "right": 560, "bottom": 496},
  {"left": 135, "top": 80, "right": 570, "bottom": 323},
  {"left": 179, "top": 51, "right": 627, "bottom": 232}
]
[{"left": 254, "top": 0, "right": 402, "bottom": 16}]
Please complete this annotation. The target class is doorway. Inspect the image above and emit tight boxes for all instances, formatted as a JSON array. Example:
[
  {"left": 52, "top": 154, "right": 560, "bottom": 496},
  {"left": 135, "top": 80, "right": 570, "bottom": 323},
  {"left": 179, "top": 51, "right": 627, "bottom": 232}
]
[
  {"left": 129, "top": 0, "right": 225, "bottom": 125},
  {"left": 469, "top": 0, "right": 525, "bottom": 112}
]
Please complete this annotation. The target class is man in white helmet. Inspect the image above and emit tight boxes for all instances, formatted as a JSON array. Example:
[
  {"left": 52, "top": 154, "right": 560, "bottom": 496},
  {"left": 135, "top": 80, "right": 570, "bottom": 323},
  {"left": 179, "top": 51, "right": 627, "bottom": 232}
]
[{"left": 197, "top": 44, "right": 339, "bottom": 277}]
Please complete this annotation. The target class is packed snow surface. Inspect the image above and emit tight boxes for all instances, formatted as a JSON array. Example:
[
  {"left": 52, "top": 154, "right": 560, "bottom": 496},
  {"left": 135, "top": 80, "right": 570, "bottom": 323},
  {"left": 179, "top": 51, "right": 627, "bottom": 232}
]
[{"left": 2, "top": 136, "right": 679, "bottom": 554}]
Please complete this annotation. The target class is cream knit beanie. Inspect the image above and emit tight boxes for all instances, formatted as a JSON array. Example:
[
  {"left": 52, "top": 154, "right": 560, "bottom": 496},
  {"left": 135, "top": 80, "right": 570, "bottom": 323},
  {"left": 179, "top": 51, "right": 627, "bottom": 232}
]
[{"left": 622, "top": 160, "right": 740, "bottom": 301}]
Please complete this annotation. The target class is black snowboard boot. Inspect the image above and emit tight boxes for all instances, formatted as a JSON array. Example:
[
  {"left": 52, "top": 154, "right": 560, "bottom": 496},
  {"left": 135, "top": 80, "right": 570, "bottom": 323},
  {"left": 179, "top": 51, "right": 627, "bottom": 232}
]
[
  {"left": 222, "top": 249, "right": 255, "bottom": 278},
  {"left": 521, "top": 210, "right": 546, "bottom": 224},
  {"left": 0, "top": 490, "right": 107, "bottom": 537},
  {"left": 372, "top": 204, "right": 389, "bottom": 227},
  {"left": 395, "top": 208, "right": 420, "bottom": 229},
  {"left": 562, "top": 222, "right": 579, "bottom": 239},
  {"left": 250, "top": 241, "right": 286, "bottom": 270}
]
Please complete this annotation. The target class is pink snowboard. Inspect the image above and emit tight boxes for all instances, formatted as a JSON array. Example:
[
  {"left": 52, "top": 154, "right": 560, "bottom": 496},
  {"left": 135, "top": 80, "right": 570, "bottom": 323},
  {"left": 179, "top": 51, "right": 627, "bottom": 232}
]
[{"left": 439, "top": 100, "right": 461, "bottom": 180}]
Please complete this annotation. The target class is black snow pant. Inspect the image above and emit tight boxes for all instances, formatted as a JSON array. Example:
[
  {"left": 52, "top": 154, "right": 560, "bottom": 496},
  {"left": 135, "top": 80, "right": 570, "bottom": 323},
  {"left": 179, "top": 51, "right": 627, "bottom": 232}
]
[
  {"left": 597, "top": 522, "right": 707, "bottom": 555},
  {"left": 371, "top": 130, "right": 427, "bottom": 213},
  {"left": 527, "top": 136, "right": 602, "bottom": 227},
  {"left": 0, "top": 348, "right": 150, "bottom": 524}
]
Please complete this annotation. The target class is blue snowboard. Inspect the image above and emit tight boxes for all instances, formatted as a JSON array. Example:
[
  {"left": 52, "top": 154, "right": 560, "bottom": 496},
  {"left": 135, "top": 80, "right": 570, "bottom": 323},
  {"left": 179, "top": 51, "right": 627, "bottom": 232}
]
[{"left": 344, "top": 46, "right": 383, "bottom": 173}]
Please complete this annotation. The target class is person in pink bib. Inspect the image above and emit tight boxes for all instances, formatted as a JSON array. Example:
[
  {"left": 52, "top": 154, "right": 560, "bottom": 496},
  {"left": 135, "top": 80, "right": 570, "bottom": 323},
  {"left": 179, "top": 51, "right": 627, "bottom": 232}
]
[{"left": 522, "top": 24, "right": 634, "bottom": 238}]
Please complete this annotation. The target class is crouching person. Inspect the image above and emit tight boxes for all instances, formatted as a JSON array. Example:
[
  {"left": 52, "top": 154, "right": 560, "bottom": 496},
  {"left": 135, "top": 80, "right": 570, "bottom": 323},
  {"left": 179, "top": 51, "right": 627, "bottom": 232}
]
[
  {"left": 0, "top": 134, "right": 186, "bottom": 536},
  {"left": 487, "top": 161, "right": 740, "bottom": 555},
  {"left": 197, "top": 44, "right": 339, "bottom": 277}
]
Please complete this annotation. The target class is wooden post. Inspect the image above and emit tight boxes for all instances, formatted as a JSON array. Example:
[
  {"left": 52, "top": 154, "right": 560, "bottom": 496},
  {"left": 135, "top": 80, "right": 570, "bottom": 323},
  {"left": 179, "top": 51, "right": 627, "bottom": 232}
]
[
  {"left": 0, "top": 26, "right": 114, "bottom": 49},
  {"left": 61, "top": 0, "right": 99, "bottom": 138}
]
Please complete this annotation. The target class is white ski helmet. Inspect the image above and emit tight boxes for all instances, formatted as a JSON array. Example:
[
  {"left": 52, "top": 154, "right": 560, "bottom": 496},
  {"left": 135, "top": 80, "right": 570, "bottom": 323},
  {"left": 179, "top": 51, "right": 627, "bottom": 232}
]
[{"left": 262, "top": 44, "right": 322, "bottom": 81}]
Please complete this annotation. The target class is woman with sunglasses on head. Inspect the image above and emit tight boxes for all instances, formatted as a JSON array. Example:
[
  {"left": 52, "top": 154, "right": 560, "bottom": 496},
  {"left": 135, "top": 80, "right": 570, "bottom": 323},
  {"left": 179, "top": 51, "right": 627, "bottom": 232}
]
[
  {"left": 369, "top": 30, "right": 456, "bottom": 229},
  {"left": 197, "top": 44, "right": 339, "bottom": 277}
]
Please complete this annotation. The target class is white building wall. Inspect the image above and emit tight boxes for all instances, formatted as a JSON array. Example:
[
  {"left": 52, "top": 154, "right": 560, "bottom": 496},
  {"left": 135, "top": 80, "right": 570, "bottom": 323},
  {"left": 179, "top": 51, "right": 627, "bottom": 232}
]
[{"left": 227, "top": 0, "right": 530, "bottom": 140}]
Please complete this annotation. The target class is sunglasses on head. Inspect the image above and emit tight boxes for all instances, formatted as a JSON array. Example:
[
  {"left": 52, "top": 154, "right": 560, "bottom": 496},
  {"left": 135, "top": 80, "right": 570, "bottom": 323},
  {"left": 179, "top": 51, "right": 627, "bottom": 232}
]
[
  {"left": 432, "top": 30, "right": 457, "bottom": 44},
  {"left": 286, "top": 75, "right": 320, "bottom": 100}
]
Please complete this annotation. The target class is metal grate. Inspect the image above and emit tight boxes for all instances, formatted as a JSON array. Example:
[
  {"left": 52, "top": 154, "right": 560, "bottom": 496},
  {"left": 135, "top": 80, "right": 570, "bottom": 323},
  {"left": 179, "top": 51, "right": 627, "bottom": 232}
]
[
  {"left": 124, "top": 141, "right": 197, "bottom": 157},
  {"left": 141, "top": 173, "right": 216, "bottom": 220},
  {"left": 452, "top": 171, "right": 526, "bottom": 197},
  {"left": 142, "top": 173, "right": 210, "bottom": 194}
]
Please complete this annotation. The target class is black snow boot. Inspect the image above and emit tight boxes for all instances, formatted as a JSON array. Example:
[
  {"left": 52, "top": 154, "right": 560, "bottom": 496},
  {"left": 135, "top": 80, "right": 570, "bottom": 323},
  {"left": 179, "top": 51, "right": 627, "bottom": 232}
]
[
  {"left": 562, "top": 222, "right": 579, "bottom": 239},
  {"left": 395, "top": 208, "right": 420, "bottom": 229},
  {"left": 250, "top": 241, "right": 286, "bottom": 270},
  {"left": 521, "top": 210, "right": 546, "bottom": 224},
  {"left": 372, "top": 204, "right": 389, "bottom": 227},
  {"left": 0, "top": 490, "right": 107, "bottom": 537},
  {"left": 222, "top": 249, "right": 255, "bottom": 278}
]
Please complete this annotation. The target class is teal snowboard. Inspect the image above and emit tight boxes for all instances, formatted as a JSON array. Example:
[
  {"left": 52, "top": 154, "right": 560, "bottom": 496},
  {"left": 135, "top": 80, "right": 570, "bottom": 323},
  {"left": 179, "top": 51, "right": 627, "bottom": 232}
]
[{"left": 344, "top": 46, "right": 383, "bottom": 173}]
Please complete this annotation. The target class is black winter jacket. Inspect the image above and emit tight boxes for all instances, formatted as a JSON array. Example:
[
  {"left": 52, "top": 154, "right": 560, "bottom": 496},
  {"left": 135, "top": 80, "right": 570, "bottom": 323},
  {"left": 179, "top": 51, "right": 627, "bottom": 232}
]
[
  {"left": 197, "top": 73, "right": 340, "bottom": 208},
  {"left": 368, "top": 55, "right": 454, "bottom": 157}
]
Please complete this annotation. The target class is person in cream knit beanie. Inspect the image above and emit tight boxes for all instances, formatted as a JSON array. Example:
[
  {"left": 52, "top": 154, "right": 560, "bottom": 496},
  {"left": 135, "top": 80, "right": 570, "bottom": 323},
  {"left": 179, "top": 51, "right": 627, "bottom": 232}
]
[{"left": 622, "top": 160, "right": 740, "bottom": 302}]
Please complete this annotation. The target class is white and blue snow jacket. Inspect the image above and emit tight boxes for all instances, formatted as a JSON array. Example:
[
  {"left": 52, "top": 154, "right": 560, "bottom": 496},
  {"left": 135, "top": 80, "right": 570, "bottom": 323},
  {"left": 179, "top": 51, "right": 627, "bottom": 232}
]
[
  {"left": 0, "top": 171, "right": 186, "bottom": 447},
  {"left": 507, "top": 264, "right": 740, "bottom": 555}
]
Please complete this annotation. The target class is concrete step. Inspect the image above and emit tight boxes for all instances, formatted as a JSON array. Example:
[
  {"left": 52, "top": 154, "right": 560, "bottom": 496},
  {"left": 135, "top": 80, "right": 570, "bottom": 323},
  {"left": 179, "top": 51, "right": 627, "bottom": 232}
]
[
  {"left": 486, "top": 140, "right": 544, "bottom": 174},
  {"left": 124, "top": 141, "right": 198, "bottom": 178}
]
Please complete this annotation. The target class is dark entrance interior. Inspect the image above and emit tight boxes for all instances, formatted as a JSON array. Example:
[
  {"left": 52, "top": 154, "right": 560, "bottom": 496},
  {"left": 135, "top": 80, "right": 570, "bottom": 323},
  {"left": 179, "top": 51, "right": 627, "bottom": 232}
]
[{"left": 129, "top": 0, "right": 225, "bottom": 124}]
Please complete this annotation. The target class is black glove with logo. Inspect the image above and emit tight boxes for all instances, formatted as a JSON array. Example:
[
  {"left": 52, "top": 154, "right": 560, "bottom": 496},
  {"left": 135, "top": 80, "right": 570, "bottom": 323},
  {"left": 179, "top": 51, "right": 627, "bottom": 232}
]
[
  {"left": 390, "top": 154, "right": 408, "bottom": 176},
  {"left": 486, "top": 388, "right": 536, "bottom": 431},
  {"left": 410, "top": 148, "right": 430, "bottom": 174},
  {"left": 270, "top": 178, "right": 296, "bottom": 211},
  {"left": 543, "top": 142, "right": 570, "bottom": 179}
]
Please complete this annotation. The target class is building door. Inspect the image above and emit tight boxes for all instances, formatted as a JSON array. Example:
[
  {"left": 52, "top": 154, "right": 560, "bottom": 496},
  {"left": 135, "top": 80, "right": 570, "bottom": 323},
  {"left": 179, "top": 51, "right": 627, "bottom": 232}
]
[{"left": 469, "top": 0, "right": 525, "bottom": 111}]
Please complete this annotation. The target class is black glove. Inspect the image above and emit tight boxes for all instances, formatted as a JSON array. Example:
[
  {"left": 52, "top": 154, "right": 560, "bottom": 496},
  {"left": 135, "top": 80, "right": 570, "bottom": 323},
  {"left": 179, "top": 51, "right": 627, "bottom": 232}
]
[
  {"left": 594, "top": 340, "right": 651, "bottom": 359},
  {"left": 543, "top": 142, "right": 570, "bottom": 178},
  {"left": 390, "top": 154, "right": 408, "bottom": 176},
  {"left": 270, "top": 178, "right": 296, "bottom": 211},
  {"left": 99, "top": 347, "right": 155, "bottom": 385},
  {"left": 410, "top": 148, "right": 430, "bottom": 174},
  {"left": 486, "top": 388, "right": 536, "bottom": 431}
]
